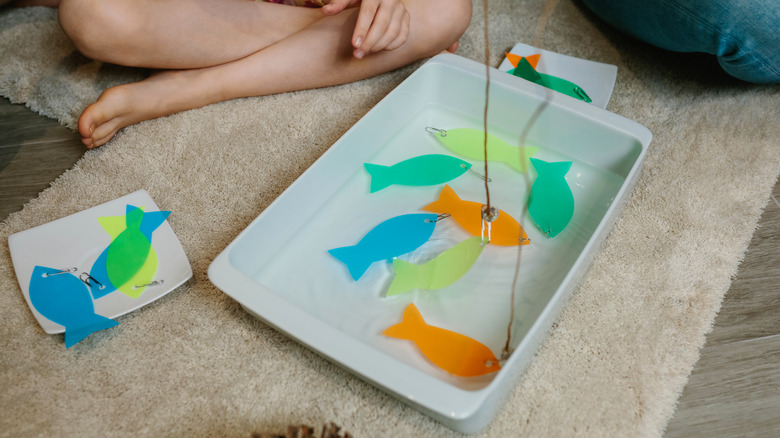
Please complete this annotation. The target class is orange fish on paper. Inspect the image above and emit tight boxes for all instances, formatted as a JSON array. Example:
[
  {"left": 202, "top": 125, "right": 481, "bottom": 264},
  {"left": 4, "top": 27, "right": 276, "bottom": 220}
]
[
  {"left": 423, "top": 185, "right": 529, "bottom": 246},
  {"left": 383, "top": 303, "right": 502, "bottom": 377},
  {"left": 505, "top": 52, "right": 540, "bottom": 69}
]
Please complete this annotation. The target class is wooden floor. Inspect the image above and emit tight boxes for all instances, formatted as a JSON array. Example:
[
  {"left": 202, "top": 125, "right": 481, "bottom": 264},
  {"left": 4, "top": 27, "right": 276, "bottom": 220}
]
[{"left": 1, "top": 97, "right": 778, "bottom": 436}]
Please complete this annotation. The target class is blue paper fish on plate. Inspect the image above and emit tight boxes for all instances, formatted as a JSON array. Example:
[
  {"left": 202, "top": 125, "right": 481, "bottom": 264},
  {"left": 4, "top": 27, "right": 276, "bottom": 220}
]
[
  {"left": 328, "top": 213, "right": 439, "bottom": 280},
  {"left": 364, "top": 154, "right": 472, "bottom": 193},
  {"left": 28, "top": 266, "right": 119, "bottom": 348},
  {"left": 89, "top": 205, "right": 171, "bottom": 299}
]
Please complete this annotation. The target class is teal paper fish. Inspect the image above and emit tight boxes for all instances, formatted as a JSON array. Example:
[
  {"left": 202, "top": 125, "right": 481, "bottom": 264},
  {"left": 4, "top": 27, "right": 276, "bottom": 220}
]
[
  {"left": 363, "top": 154, "right": 472, "bottom": 193},
  {"left": 329, "top": 213, "right": 438, "bottom": 280},
  {"left": 386, "top": 236, "right": 484, "bottom": 296},
  {"left": 509, "top": 57, "right": 592, "bottom": 103},
  {"left": 429, "top": 128, "right": 538, "bottom": 173},
  {"left": 528, "top": 158, "right": 574, "bottom": 238},
  {"left": 89, "top": 205, "right": 170, "bottom": 299},
  {"left": 28, "top": 266, "right": 119, "bottom": 348}
]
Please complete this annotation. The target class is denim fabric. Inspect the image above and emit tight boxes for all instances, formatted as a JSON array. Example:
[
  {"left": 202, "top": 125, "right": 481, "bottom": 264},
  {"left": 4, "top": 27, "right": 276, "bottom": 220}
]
[{"left": 581, "top": 0, "right": 780, "bottom": 84}]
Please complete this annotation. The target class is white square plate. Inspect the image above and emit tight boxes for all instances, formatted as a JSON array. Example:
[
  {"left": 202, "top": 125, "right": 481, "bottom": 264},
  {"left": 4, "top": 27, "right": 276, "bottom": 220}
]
[
  {"left": 499, "top": 42, "right": 618, "bottom": 109},
  {"left": 9, "top": 189, "right": 192, "bottom": 335}
]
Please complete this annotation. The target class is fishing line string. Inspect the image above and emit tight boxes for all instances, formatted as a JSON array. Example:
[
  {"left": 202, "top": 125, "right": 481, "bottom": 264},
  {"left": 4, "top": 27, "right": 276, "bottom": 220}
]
[{"left": 479, "top": 0, "right": 555, "bottom": 361}]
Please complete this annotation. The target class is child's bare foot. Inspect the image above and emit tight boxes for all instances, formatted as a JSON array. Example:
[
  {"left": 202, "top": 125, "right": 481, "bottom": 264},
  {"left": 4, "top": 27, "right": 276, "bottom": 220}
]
[{"left": 78, "top": 70, "right": 218, "bottom": 148}]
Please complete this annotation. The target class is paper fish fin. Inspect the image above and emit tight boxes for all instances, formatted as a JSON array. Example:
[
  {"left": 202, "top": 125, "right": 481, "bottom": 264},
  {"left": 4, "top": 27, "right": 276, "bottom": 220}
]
[
  {"left": 382, "top": 303, "right": 426, "bottom": 340},
  {"left": 531, "top": 158, "right": 572, "bottom": 177},
  {"left": 524, "top": 54, "right": 540, "bottom": 69},
  {"left": 328, "top": 246, "right": 373, "bottom": 281},
  {"left": 506, "top": 52, "right": 541, "bottom": 69},
  {"left": 97, "top": 216, "right": 127, "bottom": 239},
  {"left": 139, "top": 210, "right": 171, "bottom": 241},
  {"left": 422, "top": 185, "right": 460, "bottom": 214},
  {"left": 363, "top": 163, "right": 394, "bottom": 193},
  {"left": 386, "top": 259, "right": 423, "bottom": 296},
  {"left": 64, "top": 314, "right": 119, "bottom": 348},
  {"left": 511, "top": 57, "right": 543, "bottom": 83}
]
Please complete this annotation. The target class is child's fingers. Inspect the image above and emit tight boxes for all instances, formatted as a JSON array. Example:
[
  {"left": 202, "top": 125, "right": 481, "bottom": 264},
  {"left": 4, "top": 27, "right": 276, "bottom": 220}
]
[
  {"left": 321, "top": 0, "right": 356, "bottom": 16},
  {"left": 352, "top": 0, "right": 380, "bottom": 54},
  {"left": 368, "top": 5, "right": 408, "bottom": 53},
  {"left": 356, "top": 0, "right": 408, "bottom": 57},
  {"left": 383, "top": 10, "right": 410, "bottom": 51}
]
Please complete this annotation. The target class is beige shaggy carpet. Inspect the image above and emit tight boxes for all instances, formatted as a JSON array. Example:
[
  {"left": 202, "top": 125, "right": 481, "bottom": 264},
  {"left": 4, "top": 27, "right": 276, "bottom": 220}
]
[{"left": 1, "top": 1, "right": 779, "bottom": 437}]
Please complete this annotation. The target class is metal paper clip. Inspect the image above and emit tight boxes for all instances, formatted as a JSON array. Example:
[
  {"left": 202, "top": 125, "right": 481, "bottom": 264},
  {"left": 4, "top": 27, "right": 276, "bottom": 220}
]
[
  {"left": 460, "top": 164, "right": 492, "bottom": 182},
  {"left": 79, "top": 272, "right": 105, "bottom": 290},
  {"left": 424, "top": 214, "right": 451, "bottom": 223},
  {"left": 134, "top": 280, "right": 164, "bottom": 289},
  {"left": 42, "top": 267, "right": 77, "bottom": 277},
  {"left": 425, "top": 127, "right": 447, "bottom": 137}
]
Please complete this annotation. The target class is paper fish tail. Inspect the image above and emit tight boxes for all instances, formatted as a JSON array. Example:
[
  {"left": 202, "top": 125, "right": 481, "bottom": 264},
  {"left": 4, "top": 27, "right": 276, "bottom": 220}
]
[
  {"left": 64, "top": 314, "right": 119, "bottom": 348},
  {"left": 422, "top": 185, "right": 459, "bottom": 214},
  {"left": 386, "top": 259, "right": 423, "bottom": 296},
  {"left": 139, "top": 210, "right": 171, "bottom": 240},
  {"left": 530, "top": 158, "right": 572, "bottom": 177},
  {"left": 327, "top": 246, "right": 372, "bottom": 281},
  {"left": 382, "top": 303, "right": 426, "bottom": 340},
  {"left": 363, "top": 163, "right": 393, "bottom": 193}
]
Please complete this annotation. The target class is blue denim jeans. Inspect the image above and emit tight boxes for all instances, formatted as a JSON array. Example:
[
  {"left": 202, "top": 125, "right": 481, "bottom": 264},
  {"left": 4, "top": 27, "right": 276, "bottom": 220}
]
[{"left": 581, "top": 0, "right": 780, "bottom": 84}]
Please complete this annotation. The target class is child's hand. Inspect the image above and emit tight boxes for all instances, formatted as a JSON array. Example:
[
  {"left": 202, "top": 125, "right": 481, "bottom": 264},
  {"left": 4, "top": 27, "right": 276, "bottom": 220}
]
[{"left": 322, "top": 0, "right": 410, "bottom": 59}]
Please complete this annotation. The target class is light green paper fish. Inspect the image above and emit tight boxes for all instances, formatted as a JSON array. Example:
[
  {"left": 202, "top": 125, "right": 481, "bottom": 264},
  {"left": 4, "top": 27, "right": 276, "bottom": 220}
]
[
  {"left": 527, "top": 158, "right": 574, "bottom": 238},
  {"left": 429, "top": 128, "right": 538, "bottom": 173},
  {"left": 386, "top": 236, "right": 484, "bottom": 296},
  {"left": 363, "top": 154, "right": 472, "bottom": 193},
  {"left": 94, "top": 205, "right": 170, "bottom": 299}
]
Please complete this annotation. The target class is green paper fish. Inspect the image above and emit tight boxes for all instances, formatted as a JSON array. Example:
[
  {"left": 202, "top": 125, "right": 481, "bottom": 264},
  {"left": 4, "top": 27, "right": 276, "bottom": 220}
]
[
  {"left": 528, "top": 158, "right": 574, "bottom": 238},
  {"left": 386, "top": 236, "right": 484, "bottom": 296},
  {"left": 364, "top": 154, "right": 473, "bottom": 193},
  {"left": 91, "top": 205, "right": 171, "bottom": 299},
  {"left": 429, "top": 128, "right": 538, "bottom": 173},
  {"left": 509, "top": 57, "right": 592, "bottom": 103}
]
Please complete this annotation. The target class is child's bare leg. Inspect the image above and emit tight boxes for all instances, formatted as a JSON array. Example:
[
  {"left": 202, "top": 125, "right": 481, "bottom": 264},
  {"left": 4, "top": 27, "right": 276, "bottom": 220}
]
[
  {"left": 59, "top": 0, "right": 323, "bottom": 69},
  {"left": 64, "top": 0, "right": 472, "bottom": 148}
]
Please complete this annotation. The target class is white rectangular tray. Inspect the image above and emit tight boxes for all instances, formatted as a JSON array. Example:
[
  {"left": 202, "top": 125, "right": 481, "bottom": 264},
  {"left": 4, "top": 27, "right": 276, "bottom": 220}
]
[{"left": 208, "top": 54, "right": 651, "bottom": 434}]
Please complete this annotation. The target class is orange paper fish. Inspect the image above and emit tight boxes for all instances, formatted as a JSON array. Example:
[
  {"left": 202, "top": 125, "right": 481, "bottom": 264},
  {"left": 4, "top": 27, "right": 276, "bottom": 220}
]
[
  {"left": 423, "top": 185, "right": 529, "bottom": 246},
  {"left": 383, "top": 303, "right": 502, "bottom": 377}
]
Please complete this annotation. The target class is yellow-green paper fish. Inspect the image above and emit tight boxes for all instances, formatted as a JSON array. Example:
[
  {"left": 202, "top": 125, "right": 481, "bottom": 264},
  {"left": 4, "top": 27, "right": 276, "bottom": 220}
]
[
  {"left": 89, "top": 205, "right": 171, "bottom": 299},
  {"left": 429, "top": 128, "right": 538, "bottom": 173},
  {"left": 386, "top": 236, "right": 484, "bottom": 296}
]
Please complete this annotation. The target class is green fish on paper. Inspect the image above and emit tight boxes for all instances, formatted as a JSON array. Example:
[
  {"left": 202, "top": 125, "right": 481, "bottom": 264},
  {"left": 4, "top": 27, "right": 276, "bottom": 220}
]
[
  {"left": 386, "top": 236, "right": 484, "bottom": 297},
  {"left": 528, "top": 158, "right": 574, "bottom": 238},
  {"left": 89, "top": 205, "right": 171, "bottom": 299},
  {"left": 363, "top": 154, "right": 473, "bottom": 193},
  {"left": 509, "top": 56, "right": 592, "bottom": 103},
  {"left": 429, "top": 128, "right": 538, "bottom": 173}
]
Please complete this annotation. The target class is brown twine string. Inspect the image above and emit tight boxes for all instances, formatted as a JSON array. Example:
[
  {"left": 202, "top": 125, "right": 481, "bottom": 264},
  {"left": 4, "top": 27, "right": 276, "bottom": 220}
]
[
  {"left": 490, "top": 0, "right": 557, "bottom": 361},
  {"left": 482, "top": 0, "right": 492, "bottom": 213}
]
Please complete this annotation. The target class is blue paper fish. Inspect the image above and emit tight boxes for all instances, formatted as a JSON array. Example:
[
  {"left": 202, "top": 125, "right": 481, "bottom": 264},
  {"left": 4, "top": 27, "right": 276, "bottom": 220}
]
[
  {"left": 89, "top": 205, "right": 170, "bottom": 299},
  {"left": 528, "top": 158, "right": 575, "bottom": 238},
  {"left": 363, "top": 154, "right": 472, "bottom": 193},
  {"left": 328, "top": 213, "right": 439, "bottom": 280},
  {"left": 28, "top": 266, "right": 119, "bottom": 348}
]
